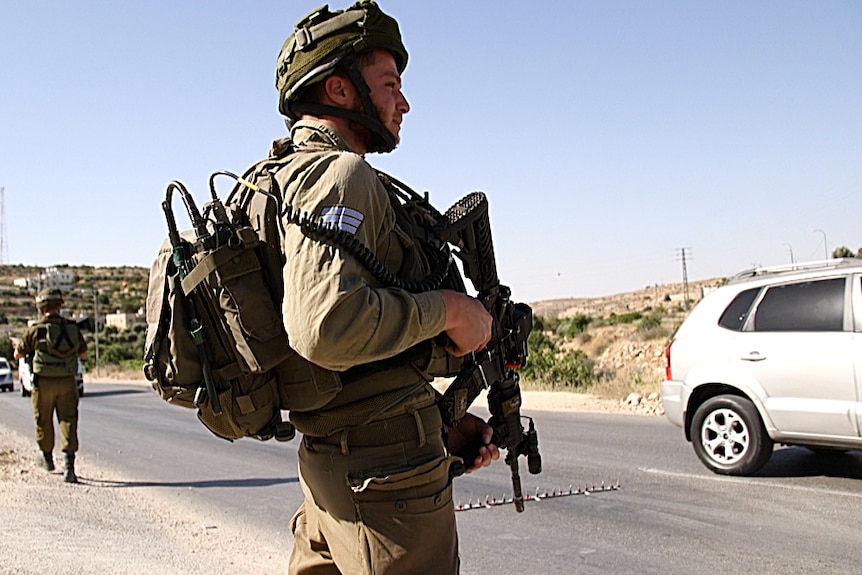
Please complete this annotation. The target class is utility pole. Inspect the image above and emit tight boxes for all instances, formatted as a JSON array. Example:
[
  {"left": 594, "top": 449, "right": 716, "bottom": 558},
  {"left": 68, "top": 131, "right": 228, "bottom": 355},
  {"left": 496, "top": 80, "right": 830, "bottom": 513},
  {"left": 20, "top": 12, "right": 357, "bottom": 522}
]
[
  {"left": 92, "top": 289, "right": 100, "bottom": 375},
  {"left": 0, "top": 187, "right": 7, "bottom": 264},
  {"left": 814, "top": 229, "right": 828, "bottom": 260},
  {"left": 783, "top": 243, "right": 795, "bottom": 264},
  {"left": 677, "top": 248, "right": 692, "bottom": 310}
]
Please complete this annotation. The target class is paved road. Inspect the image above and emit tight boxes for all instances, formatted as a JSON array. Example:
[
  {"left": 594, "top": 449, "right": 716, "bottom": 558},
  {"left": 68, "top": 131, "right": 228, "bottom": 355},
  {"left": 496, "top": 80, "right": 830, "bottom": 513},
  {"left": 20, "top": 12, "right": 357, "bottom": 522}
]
[{"left": 2, "top": 381, "right": 861, "bottom": 574}]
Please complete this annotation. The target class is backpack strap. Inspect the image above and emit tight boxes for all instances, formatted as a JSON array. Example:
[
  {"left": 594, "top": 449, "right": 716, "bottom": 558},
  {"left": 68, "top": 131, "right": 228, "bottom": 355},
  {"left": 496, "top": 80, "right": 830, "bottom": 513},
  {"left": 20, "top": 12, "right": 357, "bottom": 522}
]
[{"left": 54, "top": 322, "right": 75, "bottom": 353}]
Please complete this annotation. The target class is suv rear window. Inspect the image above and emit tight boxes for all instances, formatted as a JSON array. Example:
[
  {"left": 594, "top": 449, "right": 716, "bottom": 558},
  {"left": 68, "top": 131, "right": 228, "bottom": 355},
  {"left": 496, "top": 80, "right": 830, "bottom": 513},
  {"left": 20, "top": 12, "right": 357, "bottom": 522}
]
[
  {"left": 752, "top": 278, "right": 845, "bottom": 332},
  {"left": 718, "top": 288, "right": 760, "bottom": 330}
]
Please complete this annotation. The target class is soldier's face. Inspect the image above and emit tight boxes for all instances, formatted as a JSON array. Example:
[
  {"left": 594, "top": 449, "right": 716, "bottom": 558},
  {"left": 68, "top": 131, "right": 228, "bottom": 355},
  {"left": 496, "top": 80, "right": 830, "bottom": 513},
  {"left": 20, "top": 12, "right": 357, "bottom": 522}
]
[{"left": 360, "top": 49, "right": 410, "bottom": 143}]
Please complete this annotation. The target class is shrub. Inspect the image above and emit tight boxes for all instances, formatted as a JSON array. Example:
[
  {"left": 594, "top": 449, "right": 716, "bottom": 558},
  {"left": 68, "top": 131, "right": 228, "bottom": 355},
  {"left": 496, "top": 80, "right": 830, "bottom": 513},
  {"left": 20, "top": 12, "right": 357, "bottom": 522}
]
[
  {"left": 0, "top": 336, "right": 14, "bottom": 360},
  {"left": 638, "top": 312, "right": 662, "bottom": 332},
  {"left": 96, "top": 343, "right": 136, "bottom": 365},
  {"left": 556, "top": 313, "right": 592, "bottom": 338},
  {"left": 632, "top": 310, "right": 669, "bottom": 341},
  {"left": 522, "top": 330, "right": 596, "bottom": 390},
  {"left": 607, "top": 311, "right": 642, "bottom": 325}
]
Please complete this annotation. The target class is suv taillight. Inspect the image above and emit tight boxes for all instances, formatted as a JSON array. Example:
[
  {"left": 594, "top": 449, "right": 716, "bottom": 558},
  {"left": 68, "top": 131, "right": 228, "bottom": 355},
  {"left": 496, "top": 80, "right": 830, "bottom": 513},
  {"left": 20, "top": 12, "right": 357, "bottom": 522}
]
[{"left": 664, "top": 339, "right": 674, "bottom": 380}]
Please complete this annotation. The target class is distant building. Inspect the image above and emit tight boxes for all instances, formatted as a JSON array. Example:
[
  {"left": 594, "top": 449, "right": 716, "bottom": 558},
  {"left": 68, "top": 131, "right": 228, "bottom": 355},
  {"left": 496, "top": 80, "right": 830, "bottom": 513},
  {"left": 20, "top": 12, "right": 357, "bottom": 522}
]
[
  {"left": 74, "top": 310, "right": 103, "bottom": 332},
  {"left": 14, "top": 267, "right": 74, "bottom": 292},
  {"left": 105, "top": 312, "right": 144, "bottom": 331}
]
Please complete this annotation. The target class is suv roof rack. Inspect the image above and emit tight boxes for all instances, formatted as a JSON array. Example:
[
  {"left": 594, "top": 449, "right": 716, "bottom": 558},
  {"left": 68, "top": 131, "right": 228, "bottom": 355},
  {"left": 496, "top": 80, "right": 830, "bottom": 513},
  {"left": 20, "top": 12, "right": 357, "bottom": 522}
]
[{"left": 730, "top": 258, "right": 862, "bottom": 282}]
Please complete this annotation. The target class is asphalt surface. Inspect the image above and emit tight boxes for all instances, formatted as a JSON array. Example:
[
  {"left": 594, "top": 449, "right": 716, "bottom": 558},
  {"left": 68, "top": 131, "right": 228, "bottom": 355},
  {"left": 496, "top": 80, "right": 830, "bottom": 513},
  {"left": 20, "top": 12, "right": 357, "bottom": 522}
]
[{"left": 2, "top": 381, "right": 861, "bottom": 574}]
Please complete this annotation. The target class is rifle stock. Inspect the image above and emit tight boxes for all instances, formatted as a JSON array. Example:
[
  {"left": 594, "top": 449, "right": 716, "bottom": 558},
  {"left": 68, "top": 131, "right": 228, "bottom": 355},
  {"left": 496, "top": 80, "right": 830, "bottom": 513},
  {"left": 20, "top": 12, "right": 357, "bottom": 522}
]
[{"left": 438, "top": 192, "right": 541, "bottom": 512}]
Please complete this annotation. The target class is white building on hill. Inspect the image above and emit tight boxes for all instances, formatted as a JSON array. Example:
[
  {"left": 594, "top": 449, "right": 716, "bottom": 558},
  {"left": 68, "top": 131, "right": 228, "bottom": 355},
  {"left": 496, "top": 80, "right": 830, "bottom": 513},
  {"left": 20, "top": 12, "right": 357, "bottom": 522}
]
[{"left": 14, "top": 267, "right": 74, "bottom": 292}]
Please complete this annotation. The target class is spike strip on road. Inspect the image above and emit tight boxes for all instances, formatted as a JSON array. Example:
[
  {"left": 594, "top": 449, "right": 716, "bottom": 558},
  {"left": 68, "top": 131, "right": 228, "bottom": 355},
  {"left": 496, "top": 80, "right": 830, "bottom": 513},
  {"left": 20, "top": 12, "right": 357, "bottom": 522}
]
[{"left": 455, "top": 481, "right": 621, "bottom": 512}]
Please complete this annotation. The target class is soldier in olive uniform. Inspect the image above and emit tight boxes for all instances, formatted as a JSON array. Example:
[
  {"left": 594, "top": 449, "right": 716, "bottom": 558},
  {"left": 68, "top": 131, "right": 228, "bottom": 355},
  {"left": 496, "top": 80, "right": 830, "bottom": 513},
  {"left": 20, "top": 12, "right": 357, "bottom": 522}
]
[
  {"left": 261, "top": 2, "right": 500, "bottom": 573},
  {"left": 15, "top": 288, "right": 88, "bottom": 483}
]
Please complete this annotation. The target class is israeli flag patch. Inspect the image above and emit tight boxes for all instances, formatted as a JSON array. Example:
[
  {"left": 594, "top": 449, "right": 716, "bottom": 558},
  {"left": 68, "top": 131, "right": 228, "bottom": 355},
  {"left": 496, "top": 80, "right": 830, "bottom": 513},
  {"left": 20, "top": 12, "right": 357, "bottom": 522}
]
[{"left": 320, "top": 206, "right": 364, "bottom": 235}]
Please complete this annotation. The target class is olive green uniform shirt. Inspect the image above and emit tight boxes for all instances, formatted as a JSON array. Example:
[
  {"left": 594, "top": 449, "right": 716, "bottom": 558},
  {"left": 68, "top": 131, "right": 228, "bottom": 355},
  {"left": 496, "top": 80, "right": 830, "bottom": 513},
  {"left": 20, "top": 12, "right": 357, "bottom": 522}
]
[{"left": 279, "top": 121, "right": 448, "bottom": 373}]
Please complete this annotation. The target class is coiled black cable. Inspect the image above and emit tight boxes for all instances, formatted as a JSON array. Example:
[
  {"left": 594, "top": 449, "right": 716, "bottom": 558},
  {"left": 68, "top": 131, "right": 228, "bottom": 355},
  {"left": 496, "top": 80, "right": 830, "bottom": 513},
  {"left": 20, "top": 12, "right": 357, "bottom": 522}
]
[
  {"left": 282, "top": 204, "right": 454, "bottom": 293},
  {"left": 215, "top": 167, "right": 456, "bottom": 294}
]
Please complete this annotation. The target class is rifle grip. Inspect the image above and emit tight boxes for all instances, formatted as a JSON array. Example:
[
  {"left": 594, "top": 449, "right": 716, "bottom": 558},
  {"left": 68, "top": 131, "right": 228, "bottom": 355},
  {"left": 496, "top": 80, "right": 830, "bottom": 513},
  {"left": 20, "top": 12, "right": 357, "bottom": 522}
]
[{"left": 451, "top": 428, "right": 499, "bottom": 471}]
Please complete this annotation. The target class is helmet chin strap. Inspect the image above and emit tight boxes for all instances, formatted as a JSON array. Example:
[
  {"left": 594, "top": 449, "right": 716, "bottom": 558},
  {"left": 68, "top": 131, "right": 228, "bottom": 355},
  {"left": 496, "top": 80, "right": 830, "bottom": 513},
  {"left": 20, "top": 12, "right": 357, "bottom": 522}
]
[{"left": 291, "top": 55, "right": 398, "bottom": 153}]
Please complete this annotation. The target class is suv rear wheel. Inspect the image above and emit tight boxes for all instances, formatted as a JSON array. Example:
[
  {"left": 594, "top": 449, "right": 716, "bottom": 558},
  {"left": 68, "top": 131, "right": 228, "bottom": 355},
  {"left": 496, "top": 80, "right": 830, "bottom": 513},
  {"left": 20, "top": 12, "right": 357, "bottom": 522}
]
[{"left": 690, "top": 395, "right": 774, "bottom": 476}]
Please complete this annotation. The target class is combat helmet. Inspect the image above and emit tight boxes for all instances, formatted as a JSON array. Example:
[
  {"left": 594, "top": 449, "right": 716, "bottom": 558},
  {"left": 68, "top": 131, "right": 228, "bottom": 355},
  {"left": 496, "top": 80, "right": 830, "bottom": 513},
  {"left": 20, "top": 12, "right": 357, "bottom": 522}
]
[
  {"left": 275, "top": 1, "right": 408, "bottom": 153},
  {"left": 35, "top": 288, "right": 64, "bottom": 307}
]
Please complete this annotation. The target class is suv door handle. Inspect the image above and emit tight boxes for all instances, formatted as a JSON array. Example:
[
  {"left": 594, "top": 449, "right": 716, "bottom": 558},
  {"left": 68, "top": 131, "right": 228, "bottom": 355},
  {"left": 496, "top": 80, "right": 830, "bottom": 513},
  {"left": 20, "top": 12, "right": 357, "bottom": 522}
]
[{"left": 741, "top": 352, "right": 766, "bottom": 362}]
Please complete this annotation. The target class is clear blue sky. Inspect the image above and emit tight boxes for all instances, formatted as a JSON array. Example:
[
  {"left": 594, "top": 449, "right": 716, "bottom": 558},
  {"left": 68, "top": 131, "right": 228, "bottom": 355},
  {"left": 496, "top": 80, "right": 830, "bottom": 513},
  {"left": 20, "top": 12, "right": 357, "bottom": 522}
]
[{"left": 2, "top": 1, "right": 860, "bottom": 302}]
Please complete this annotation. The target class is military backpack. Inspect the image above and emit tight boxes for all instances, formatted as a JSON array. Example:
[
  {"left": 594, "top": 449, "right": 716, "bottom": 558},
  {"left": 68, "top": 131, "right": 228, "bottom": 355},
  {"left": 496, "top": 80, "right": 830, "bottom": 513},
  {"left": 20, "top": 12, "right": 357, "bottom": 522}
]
[
  {"left": 144, "top": 141, "right": 469, "bottom": 443},
  {"left": 143, "top": 153, "right": 343, "bottom": 443}
]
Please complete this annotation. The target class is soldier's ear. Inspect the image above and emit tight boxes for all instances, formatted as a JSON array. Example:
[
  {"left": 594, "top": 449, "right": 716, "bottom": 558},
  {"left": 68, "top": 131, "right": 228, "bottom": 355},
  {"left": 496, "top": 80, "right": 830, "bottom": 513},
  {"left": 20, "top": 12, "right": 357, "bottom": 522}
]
[{"left": 323, "top": 74, "right": 356, "bottom": 107}]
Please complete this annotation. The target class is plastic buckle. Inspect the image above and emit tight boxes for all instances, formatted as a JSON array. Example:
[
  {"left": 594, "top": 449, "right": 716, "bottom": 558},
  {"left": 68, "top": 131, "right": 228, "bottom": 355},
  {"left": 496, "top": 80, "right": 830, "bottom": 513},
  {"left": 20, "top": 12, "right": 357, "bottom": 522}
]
[{"left": 295, "top": 27, "right": 312, "bottom": 50}]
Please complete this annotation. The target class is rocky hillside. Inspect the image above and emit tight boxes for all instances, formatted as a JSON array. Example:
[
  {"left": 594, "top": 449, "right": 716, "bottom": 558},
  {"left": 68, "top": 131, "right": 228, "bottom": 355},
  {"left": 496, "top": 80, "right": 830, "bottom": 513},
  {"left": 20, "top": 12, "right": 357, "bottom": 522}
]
[
  {"left": 529, "top": 278, "right": 720, "bottom": 318},
  {"left": 528, "top": 278, "right": 724, "bottom": 414}
]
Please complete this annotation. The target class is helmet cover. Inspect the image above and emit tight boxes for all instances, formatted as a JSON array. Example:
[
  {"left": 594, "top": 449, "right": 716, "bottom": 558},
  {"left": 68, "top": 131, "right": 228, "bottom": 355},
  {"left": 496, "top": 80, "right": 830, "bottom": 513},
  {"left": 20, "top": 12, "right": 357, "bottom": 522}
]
[
  {"left": 36, "top": 288, "right": 64, "bottom": 307},
  {"left": 276, "top": 1, "right": 408, "bottom": 120}
]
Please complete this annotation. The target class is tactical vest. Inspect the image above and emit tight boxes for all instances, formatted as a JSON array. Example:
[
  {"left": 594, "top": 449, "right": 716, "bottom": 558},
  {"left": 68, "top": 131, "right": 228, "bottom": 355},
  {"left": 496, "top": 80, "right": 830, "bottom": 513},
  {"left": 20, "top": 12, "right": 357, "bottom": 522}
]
[{"left": 32, "top": 316, "right": 80, "bottom": 377}]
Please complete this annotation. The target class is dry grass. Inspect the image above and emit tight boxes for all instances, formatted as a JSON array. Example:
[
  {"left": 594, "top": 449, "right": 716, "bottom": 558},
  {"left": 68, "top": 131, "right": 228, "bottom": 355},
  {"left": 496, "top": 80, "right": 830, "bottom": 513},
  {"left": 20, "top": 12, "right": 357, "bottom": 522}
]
[
  {"left": 88, "top": 364, "right": 146, "bottom": 381},
  {"left": 590, "top": 364, "right": 662, "bottom": 399}
]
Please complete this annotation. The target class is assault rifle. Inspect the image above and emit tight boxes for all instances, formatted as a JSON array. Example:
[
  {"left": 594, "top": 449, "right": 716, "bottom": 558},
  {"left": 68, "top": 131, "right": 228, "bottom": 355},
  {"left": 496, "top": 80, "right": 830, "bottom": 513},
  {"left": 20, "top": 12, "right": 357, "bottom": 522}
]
[{"left": 438, "top": 192, "right": 541, "bottom": 513}]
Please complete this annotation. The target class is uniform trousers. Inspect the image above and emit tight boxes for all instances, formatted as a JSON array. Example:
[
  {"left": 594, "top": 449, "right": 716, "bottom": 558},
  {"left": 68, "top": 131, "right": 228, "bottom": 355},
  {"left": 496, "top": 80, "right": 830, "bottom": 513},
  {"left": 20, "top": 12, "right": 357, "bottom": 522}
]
[
  {"left": 288, "top": 429, "right": 461, "bottom": 575},
  {"left": 31, "top": 375, "right": 79, "bottom": 453}
]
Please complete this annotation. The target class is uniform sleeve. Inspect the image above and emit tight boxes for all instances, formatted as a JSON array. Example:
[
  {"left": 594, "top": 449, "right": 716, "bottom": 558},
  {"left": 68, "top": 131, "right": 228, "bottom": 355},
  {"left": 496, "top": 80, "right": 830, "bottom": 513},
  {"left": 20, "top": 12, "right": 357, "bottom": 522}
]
[
  {"left": 16, "top": 328, "right": 35, "bottom": 357},
  {"left": 282, "top": 153, "right": 447, "bottom": 371},
  {"left": 77, "top": 326, "right": 88, "bottom": 357}
]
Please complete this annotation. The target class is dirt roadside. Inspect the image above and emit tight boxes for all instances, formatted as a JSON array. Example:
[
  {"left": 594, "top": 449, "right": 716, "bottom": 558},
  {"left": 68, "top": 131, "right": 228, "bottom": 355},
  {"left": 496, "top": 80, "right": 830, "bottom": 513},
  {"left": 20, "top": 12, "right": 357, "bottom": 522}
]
[
  {"left": 0, "top": 383, "right": 655, "bottom": 575},
  {"left": 0, "top": 420, "right": 287, "bottom": 575}
]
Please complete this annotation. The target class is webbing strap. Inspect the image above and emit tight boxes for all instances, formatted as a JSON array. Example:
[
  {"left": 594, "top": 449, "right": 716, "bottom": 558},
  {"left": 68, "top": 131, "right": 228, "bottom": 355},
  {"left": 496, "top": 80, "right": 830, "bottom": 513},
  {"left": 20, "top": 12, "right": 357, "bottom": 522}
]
[
  {"left": 180, "top": 228, "right": 259, "bottom": 296},
  {"left": 54, "top": 323, "right": 75, "bottom": 353},
  {"left": 294, "top": 9, "right": 365, "bottom": 50}
]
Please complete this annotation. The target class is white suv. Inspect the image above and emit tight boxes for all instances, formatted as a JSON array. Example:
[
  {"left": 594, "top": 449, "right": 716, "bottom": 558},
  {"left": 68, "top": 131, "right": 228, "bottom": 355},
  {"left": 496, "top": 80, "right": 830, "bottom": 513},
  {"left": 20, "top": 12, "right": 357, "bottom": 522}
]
[{"left": 661, "top": 258, "right": 862, "bottom": 475}]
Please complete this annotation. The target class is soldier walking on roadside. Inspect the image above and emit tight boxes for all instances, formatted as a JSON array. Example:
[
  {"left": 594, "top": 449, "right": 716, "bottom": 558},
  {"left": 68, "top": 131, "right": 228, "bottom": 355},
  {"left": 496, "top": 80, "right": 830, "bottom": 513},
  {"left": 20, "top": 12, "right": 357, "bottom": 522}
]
[{"left": 15, "top": 288, "right": 88, "bottom": 483}]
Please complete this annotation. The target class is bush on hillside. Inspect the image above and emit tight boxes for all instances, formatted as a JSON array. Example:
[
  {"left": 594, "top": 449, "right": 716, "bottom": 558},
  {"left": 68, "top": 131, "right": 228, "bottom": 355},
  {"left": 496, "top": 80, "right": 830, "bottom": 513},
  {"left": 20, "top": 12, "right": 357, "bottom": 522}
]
[
  {"left": 556, "top": 313, "right": 592, "bottom": 338},
  {"left": 521, "top": 327, "right": 596, "bottom": 389}
]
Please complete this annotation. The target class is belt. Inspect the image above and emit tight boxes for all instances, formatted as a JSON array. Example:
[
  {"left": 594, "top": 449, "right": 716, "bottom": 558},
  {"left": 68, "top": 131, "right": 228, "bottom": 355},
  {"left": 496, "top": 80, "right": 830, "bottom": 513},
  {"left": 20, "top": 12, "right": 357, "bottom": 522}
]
[{"left": 307, "top": 404, "right": 443, "bottom": 454}]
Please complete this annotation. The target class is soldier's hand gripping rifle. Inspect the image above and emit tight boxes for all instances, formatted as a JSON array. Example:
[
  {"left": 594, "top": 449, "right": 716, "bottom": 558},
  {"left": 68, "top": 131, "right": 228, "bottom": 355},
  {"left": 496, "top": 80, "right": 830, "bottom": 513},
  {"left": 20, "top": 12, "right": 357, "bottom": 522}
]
[{"left": 438, "top": 192, "right": 541, "bottom": 512}]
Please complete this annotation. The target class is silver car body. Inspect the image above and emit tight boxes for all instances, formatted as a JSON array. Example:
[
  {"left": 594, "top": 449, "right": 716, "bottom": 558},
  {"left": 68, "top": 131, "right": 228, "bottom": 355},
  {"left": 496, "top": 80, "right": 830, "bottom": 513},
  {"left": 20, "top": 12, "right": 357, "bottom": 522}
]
[{"left": 662, "top": 259, "right": 862, "bottom": 471}]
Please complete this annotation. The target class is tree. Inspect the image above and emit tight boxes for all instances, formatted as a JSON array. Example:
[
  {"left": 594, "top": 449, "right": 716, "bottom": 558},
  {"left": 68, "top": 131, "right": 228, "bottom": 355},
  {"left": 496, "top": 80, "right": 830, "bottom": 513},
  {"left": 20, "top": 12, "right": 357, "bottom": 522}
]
[{"left": 832, "top": 246, "right": 854, "bottom": 258}]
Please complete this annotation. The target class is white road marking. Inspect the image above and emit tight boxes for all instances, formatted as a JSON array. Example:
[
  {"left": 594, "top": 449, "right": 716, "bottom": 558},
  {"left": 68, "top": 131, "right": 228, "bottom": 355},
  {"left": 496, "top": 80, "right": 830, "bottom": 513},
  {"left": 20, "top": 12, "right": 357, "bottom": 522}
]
[{"left": 640, "top": 467, "right": 862, "bottom": 498}]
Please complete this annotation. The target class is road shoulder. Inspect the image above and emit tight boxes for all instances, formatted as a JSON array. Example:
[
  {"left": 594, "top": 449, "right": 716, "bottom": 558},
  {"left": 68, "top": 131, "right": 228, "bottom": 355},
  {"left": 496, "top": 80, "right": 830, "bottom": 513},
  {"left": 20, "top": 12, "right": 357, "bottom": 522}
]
[{"left": 0, "top": 421, "right": 286, "bottom": 575}]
